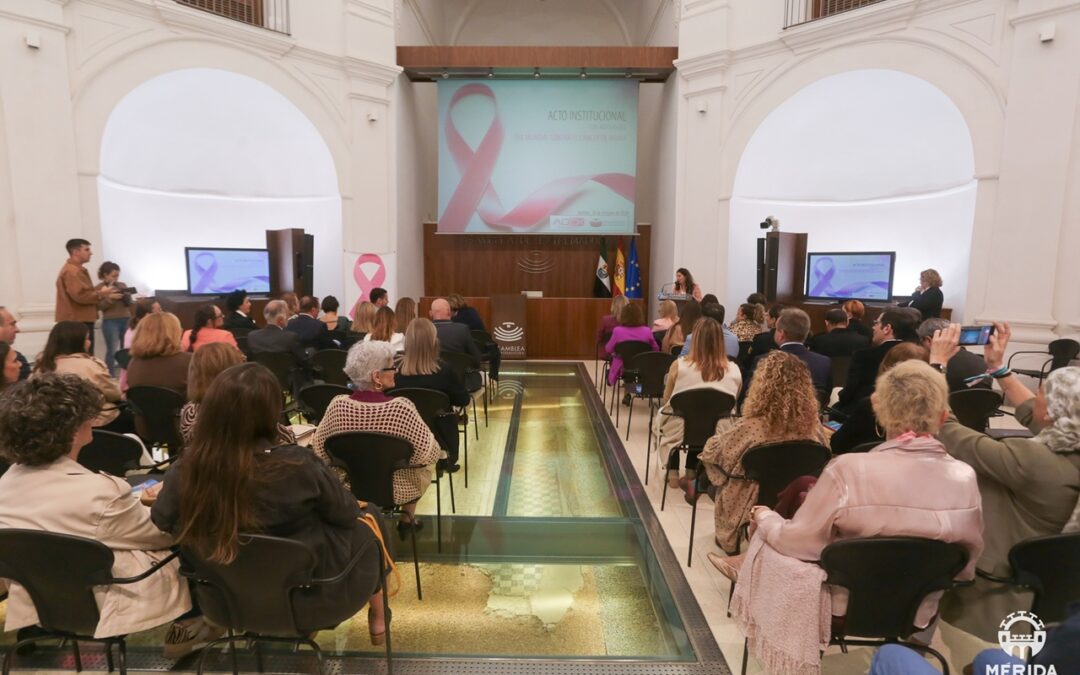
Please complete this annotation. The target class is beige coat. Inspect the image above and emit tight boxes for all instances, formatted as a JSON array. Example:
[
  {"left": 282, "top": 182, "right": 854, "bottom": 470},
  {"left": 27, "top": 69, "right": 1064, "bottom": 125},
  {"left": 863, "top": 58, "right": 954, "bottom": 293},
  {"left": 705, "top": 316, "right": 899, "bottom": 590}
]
[
  {"left": 755, "top": 434, "right": 984, "bottom": 628},
  {"left": 654, "top": 358, "right": 743, "bottom": 463},
  {"left": 937, "top": 399, "right": 1080, "bottom": 640},
  {"left": 55, "top": 261, "right": 100, "bottom": 322},
  {"left": 51, "top": 353, "right": 123, "bottom": 426},
  {"left": 0, "top": 457, "right": 190, "bottom": 637}
]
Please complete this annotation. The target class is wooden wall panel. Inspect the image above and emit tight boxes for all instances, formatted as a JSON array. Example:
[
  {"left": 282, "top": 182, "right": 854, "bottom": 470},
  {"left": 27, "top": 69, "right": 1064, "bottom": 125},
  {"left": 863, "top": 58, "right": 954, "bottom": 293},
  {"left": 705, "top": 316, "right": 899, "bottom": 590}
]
[{"left": 422, "top": 223, "right": 650, "bottom": 299}]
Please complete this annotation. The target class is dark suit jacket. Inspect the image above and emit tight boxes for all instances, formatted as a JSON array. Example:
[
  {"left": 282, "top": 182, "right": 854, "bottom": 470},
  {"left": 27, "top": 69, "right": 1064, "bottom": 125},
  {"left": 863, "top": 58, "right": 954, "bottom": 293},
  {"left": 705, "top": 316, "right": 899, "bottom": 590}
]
[
  {"left": 903, "top": 286, "right": 944, "bottom": 319},
  {"left": 434, "top": 320, "right": 481, "bottom": 360},
  {"left": 223, "top": 310, "right": 257, "bottom": 336},
  {"left": 452, "top": 307, "right": 487, "bottom": 333},
  {"left": 749, "top": 329, "right": 777, "bottom": 360},
  {"left": 946, "top": 347, "right": 990, "bottom": 392},
  {"left": 286, "top": 314, "right": 337, "bottom": 350},
  {"left": 246, "top": 325, "right": 307, "bottom": 364},
  {"left": 836, "top": 340, "right": 902, "bottom": 411},
  {"left": 752, "top": 343, "right": 831, "bottom": 393},
  {"left": 808, "top": 327, "right": 871, "bottom": 359},
  {"left": 847, "top": 318, "right": 872, "bottom": 339}
]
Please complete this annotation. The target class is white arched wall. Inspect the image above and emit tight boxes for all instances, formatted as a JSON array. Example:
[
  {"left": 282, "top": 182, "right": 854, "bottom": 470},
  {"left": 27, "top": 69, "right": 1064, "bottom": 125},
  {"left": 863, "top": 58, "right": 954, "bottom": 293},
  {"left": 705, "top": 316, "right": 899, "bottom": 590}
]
[
  {"left": 97, "top": 68, "right": 342, "bottom": 298},
  {"left": 729, "top": 69, "right": 977, "bottom": 319}
]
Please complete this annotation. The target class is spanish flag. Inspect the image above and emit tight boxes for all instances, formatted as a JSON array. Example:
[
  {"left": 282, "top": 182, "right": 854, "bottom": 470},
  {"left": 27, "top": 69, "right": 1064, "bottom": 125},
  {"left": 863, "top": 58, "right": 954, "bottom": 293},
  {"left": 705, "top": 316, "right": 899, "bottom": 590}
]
[{"left": 613, "top": 242, "right": 626, "bottom": 297}]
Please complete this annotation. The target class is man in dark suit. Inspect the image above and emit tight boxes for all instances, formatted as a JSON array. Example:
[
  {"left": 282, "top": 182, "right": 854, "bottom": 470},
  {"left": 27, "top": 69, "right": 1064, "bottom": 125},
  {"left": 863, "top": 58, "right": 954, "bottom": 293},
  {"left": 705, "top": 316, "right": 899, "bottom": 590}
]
[
  {"left": 808, "top": 308, "right": 871, "bottom": 358},
  {"left": 749, "top": 303, "right": 786, "bottom": 360},
  {"left": 751, "top": 308, "right": 831, "bottom": 392},
  {"left": 835, "top": 308, "right": 919, "bottom": 413},
  {"left": 287, "top": 296, "right": 338, "bottom": 350},
  {"left": 222, "top": 289, "right": 257, "bottom": 336},
  {"left": 918, "top": 318, "right": 989, "bottom": 391},
  {"left": 247, "top": 299, "right": 308, "bottom": 364},
  {"left": 431, "top": 297, "right": 483, "bottom": 389}
]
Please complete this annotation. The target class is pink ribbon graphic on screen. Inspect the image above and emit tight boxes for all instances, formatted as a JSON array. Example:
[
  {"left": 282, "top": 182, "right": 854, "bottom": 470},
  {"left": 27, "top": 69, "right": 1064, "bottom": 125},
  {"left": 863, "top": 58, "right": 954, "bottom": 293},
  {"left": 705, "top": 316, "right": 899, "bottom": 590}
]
[
  {"left": 440, "top": 83, "right": 635, "bottom": 233},
  {"left": 351, "top": 254, "right": 386, "bottom": 317}
]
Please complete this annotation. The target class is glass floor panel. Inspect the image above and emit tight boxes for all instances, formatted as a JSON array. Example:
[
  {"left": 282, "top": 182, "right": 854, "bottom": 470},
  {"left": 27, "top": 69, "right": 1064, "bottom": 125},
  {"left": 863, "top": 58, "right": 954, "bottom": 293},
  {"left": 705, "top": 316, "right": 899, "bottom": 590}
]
[{"left": 0, "top": 361, "right": 727, "bottom": 673}]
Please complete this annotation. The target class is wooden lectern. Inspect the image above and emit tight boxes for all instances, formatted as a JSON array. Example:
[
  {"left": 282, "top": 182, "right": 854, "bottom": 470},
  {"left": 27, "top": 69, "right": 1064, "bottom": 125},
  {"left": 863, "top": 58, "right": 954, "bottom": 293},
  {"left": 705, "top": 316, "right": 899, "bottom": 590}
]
[
  {"left": 266, "top": 228, "right": 313, "bottom": 298},
  {"left": 760, "top": 231, "right": 808, "bottom": 302}
]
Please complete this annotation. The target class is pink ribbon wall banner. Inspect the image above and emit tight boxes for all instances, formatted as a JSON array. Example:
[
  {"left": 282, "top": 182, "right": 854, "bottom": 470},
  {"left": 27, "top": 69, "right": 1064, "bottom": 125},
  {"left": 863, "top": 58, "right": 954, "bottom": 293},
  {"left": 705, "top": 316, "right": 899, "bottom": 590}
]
[
  {"left": 351, "top": 254, "right": 387, "bottom": 317},
  {"left": 441, "top": 83, "right": 636, "bottom": 234}
]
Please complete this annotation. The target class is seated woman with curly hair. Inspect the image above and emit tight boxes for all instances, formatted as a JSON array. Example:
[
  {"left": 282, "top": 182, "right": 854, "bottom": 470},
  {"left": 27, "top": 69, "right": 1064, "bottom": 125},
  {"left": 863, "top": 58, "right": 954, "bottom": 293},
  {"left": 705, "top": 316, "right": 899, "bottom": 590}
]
[
  {"left": 0, "top": 373, "right": 203, "bottom": 656},
  {"left": 698, "top": 351, "right": 828, "bottom": 557}
]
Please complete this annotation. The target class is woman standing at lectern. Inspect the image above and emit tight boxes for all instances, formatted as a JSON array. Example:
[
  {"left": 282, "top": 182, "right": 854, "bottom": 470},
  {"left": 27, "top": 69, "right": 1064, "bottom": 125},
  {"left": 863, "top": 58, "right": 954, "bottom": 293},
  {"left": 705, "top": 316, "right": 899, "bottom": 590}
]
[
  {"left": 901, "top": 268, "right": 944, "bottom": 319},
  {"left": 674, "top": 268, "right": 703, "bottom": 301}
]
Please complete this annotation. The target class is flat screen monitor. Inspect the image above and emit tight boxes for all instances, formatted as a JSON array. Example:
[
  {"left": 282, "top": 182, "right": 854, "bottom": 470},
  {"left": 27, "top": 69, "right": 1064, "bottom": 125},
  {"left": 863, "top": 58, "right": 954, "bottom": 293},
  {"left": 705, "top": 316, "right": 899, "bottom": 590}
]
[
  {"left": 185, "top": 247, "right": 271, "bottom": 296},
  {"left": 805, "top": 252, "right": 895, "bottom": 302}
]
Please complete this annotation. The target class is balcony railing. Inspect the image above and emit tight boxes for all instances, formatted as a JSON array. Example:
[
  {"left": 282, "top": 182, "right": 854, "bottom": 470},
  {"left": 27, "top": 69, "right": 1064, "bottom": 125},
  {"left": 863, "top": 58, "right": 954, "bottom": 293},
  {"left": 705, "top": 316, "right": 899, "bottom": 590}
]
[
  {"left": 784, "top": 0, "right": 888, "bottom": 28},
  {"left": 175, "top": 0, "right": 290, "bottom": 34}
]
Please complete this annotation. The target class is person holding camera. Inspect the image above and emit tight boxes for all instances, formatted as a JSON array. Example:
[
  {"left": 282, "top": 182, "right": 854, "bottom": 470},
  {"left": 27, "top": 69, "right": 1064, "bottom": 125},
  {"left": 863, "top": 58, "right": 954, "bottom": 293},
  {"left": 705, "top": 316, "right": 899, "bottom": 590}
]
[
  {"left": 55, "top": 239, "right": 122, "bottom": 358},
  {"left": 96, "top": 261, "right": 133, "bottom": 377}
]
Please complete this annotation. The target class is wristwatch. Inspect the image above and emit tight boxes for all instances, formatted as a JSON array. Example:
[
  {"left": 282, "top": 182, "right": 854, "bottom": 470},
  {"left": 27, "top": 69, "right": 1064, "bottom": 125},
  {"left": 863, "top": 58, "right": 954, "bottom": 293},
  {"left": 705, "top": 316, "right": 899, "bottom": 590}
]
[{"left": 929, "top": 363, "right": 945, "bottom": 373}]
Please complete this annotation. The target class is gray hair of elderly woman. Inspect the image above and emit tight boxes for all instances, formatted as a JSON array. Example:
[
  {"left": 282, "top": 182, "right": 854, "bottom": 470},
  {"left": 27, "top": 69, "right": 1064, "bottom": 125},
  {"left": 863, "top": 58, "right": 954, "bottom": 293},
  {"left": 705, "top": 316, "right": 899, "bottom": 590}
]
[
  {"left": 1036, "top": 366, "right": 1080, "bottom": 454},
  {"left": 344, "top": 340, "right": 395, "bottom": 390},
  {"left": 0, "top": 373, "right": 103, "bottom": 466}
]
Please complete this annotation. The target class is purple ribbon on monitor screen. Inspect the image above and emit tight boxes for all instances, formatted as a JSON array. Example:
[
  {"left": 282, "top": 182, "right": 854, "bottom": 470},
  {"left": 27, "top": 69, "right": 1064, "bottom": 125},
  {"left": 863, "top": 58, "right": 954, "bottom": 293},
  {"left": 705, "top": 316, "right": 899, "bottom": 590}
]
[
  {"left": 191, "top": 252, "right": 269, "bottom": 294},
  {"left": 809, "top": 256, "right": 890, "bottom": 299}
]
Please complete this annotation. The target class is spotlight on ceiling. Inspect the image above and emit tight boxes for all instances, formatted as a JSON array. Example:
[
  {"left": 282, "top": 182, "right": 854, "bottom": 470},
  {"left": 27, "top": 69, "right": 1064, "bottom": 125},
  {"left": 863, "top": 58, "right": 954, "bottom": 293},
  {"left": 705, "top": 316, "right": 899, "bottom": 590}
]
[
  {"left": 580, "top": 67, "right": 587, "bottom": 79},
  {"left": 441, "top": 69, "right": 449, "bottom": 79},
  {"left": 533, "top": 67, "right": 541, "bottom": 79},
  {"left": 487, "top": 68, "right": 494, "bottom": 78}
]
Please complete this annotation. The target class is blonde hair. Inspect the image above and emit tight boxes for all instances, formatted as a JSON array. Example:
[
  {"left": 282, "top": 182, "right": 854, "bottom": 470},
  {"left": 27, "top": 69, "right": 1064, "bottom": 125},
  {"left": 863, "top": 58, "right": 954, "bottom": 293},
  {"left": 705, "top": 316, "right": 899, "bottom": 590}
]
[
  {"left": 610, "top": 295, "right": 628, "bottom": 319},
  {"left": 686, "top": 318, "right": 728, "bottom": 383},
  {"left": 187, "top": 343, "right": 245, "bottom": 403},
  {"left": 742, "top": 351, "right": 820, "bottom": 437},
  {"left": 872, "top": 360, "right": 948, "bottom": 436},
  {"left": 351, "top": 301, "right": 377, "bottom": 333},
  {"left": 130, "top": 312, "right": 183, "bottom": 358},
  {"left": 920, "top": 268, "right": 943, "bottom": 288},
  {"left": 369, "top": 306, "right": 396, "bottom": 342},
  {"left": 400, "top": 318, "right": 441, "bottom": 376},
  {"left": 658, "top": 300, "right": 678, "bottom": 322},
  {"left": 394, "top": 297, "right": 417, "bottom": 333}
]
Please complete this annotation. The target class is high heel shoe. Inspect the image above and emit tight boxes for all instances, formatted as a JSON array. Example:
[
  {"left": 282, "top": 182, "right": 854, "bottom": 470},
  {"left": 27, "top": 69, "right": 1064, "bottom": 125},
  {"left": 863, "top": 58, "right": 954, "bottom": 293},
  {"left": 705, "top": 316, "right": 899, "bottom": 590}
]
[
  {"left": 396, "top": 517, "right": 424, "bottom": 539},
  {"left": 369, "top": 606, "right": 391, "bottom": 646}
]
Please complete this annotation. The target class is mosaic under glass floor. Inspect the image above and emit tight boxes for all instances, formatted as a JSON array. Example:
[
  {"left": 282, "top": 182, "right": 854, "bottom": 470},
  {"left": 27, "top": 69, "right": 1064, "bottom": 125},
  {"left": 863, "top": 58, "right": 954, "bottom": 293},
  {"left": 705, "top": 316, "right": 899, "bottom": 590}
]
[{"left": 1, "top": 362, "right": 724, "bottom": 673}]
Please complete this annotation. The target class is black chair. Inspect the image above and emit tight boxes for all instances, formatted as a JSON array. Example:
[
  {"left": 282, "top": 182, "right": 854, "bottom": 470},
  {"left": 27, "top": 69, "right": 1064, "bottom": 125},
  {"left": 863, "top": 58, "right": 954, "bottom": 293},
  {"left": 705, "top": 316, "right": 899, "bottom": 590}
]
[
  {"left": 181, "top": 534, "right": 392, "bottom": 675},
  {"left": 624, "top": 352, "right": 676, "bottom": 447},
  {"left": 125, "top": 386, "right": 185, "bottom": 457},
  {"left": 610, "top": 340, "right": 653, "bottom": 423},
  {"left": 976, "top": 532, "right": 1080, "bottom": 625},
  {"left": 851, "top": 440, "right": 882, "bottom": 454},
  {"left": 735, "top": 341, "right": 753, "bottom": 372},
  {"left": 390, "top": 388, "right": 458, "bottom": 550},
  {"left": 658, "top": 389, "right": 736, "bottom": 515},
  {"left": 297, "top": 384, "right": 350, "bottom": 424},
  {"left": 311, "top": 349, "right": 349, "bottom": 387},
  {"left": 0, "top": 529, "right": 180, "bottom": 675},
  {"left": 797, "top": 537, "right": 968, "bottom": 675},
  {"left": 830, "top": 354, "right": 851, "bottom": 390},
  {"left": 253, "top": 352, "right": 299, "bottom": 398},
  {"left": 471, "top": 330, "right": 496, "bottom": 403},
  {"left": 235, "top": 336, "right": 252, "bottom": 360},
  {"left": 669, "top": 345, "right": 681, "bottom": 357},
  {"left": 949, "top": 389, "right": 1004, "bottom": 432},
  {"left": 323, "top": 431, "right": 429, "bottom": 600},
  {"left": 78, "top": 429, "right": 167, "bottom": 478},
  {"left": 1008, "top": 338, "right": 1080, "bottom": 383},
  {"left": 113, "top": 348, "right": 132, "bottom": 370},
  {"left": 440, "top": 350, "right": 487, "bottom": 436}
]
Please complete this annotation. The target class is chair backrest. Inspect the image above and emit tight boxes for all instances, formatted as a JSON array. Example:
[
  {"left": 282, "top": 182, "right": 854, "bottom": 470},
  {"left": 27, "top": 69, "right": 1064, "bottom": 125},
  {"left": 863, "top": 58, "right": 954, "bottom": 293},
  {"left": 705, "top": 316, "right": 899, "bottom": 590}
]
[
  {"left": 1048, "top": 339, "right": 1080, "bottom": 372},
  {"left": 1009, "top": 532, "right": 1080, "bottom": 624},
  {"left": 669, "top": 345, "right": 682, "bottom": 357},
  {"left": 323, "top": 431, "right": 413, "bottom": 508},
  {"left": 181, "top": 534, "right": 317, "bottom": 637},
  {"left": 0, "top": 529, "right": 114, "bottom": 635},
  {"left": 822, "top": 537, "right": 968, "bottom": 639},
  {"left": 614, "top": 340, "right": 652, "bottom": 366},
  {"left": 114, "top": 348, "right": 132, "bottom": 370},
  {"left": 948, "top": 389, "right": 1004, "bottom": 432},
  {"left": 471, "top": 330, "right": 494, "bottom": 346},
  {"left": 311, "top": 349, "right": 349, "bottom": 386},
  {"left": 440, "top": 350, "right": 482, "bottom": 392},
  {"left": 78, "top": 429, "right": 144, "bottom": 476},
  {"left": 830, "top": 355, "right": 851, "bottom": 389},
  {"left": 629, "top": 352, "right": 677, "bottom": 397},
  {"left": 253, "top": 352, "right": 296, "bottom": 393},
  {"left": 126, "top": 385, "right": 186, "bottom": 450},
  {"left": 736, "top": 341, "right": 753, "bottom": 368},
  {"left": 741, "top": 441, "right": 832, "bottom": 509},
  {"left": 391, "top": 388, "right": 453, "bottom": 431},
  {"left": 851, "top": 441, "right": 881, "bottom": 454},
  {"left": 297, "top": 384, "right": 350, "bottom": 423},
  {"left": 669, "top": 389, "right": 737, "bottom": 447},
  {"left": 235, "top": 335, "right": 252, "bottom": 359}
]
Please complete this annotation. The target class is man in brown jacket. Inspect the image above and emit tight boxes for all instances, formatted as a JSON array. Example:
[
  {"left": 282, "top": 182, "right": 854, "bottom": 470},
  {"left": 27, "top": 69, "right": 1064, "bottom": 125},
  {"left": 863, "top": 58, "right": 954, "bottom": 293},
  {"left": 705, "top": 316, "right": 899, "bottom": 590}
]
[{"left": 55, "top": 238, "right": 121, "bottom": 354}]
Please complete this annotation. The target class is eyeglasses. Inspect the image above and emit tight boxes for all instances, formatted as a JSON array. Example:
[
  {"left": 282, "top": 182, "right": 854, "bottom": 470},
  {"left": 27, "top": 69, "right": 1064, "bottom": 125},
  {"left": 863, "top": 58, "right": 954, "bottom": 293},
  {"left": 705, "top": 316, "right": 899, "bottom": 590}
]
[{"left": 380, "top": 367, "right": 397, "bottom": 373}]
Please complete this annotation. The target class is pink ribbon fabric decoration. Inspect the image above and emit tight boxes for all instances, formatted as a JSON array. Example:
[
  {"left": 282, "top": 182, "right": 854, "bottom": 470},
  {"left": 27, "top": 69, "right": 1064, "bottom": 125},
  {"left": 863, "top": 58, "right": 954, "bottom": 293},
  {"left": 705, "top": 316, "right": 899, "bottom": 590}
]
[
  {"left": 350, "top": 254, "right": 387, "bottom": 318},
  {"left": 440, "top": 83, "right": 636, "bottom": 234}
]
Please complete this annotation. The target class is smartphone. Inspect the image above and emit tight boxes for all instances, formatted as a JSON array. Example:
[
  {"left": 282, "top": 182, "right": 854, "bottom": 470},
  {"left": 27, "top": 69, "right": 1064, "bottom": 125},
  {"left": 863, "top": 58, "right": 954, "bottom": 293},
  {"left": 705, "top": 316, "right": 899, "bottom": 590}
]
[
  {"left": 958, "top": 325, "right": 995, "bottom": 346},
  {"left": 824, "top": 420, "right": 843, "bottom": 432},
  {"left": 131, "top": 479, "right": 160, "bottom": 493}
]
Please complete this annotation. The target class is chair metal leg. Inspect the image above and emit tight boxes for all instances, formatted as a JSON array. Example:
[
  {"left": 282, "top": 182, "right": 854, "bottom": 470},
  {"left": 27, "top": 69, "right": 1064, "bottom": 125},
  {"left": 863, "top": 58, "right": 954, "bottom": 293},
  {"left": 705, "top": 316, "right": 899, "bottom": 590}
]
[
  {"left": 72, "top": 639, "right": 83, "bottom": 672},
  {"left": 435, "top": 474, "right": 442, "bottom": 553},
  {"left": 687, "top": 494, "right": 698, "bottom": 567},
  {"left": 228, "top": 631, "right": 240, "bottom": 675},
  {"left": 464, "top": 424, "right": 469, "bottom": 489},
  {"left": 482, "top": 384, "right": 488, "bottom": 426},
  {"left": 105, "top": 640, "right": 115, "bottom": 673},
  {"left": 117, "top": 639, "right": 127, "bottom": 675},
  {"left": 471, "top": 398, "right": 479, "bottom": 440},
  {"left": 254, "top": 641, "right": 264, "bottom": 673},
  {"left": 379, "top": 538, "right": 394, "bottom": 675},
  {"left": 740, "top": 637, "right": 749, "bottom": 675},
  {"left": 727, "top": 579, "right": 735, "bottom": 617},
  {"left": 448, "top": 470, "right": 456, "bottom": 513},
  {"left": 310, "top": 642, "right": 326, "bottom": 675},
  {"left": 410, "top": 522, "right": 422, "bottom": 600}
]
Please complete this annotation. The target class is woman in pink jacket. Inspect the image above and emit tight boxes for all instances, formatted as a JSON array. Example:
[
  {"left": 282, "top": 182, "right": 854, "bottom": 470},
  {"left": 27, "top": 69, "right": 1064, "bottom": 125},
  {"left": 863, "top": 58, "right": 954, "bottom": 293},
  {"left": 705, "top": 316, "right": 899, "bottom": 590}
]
[
  {"left": 721, "top": 360, "right": 984, "bottom": 631},
  {"left": 604, "top": 302, "right": 658, "bottom": 388}
]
